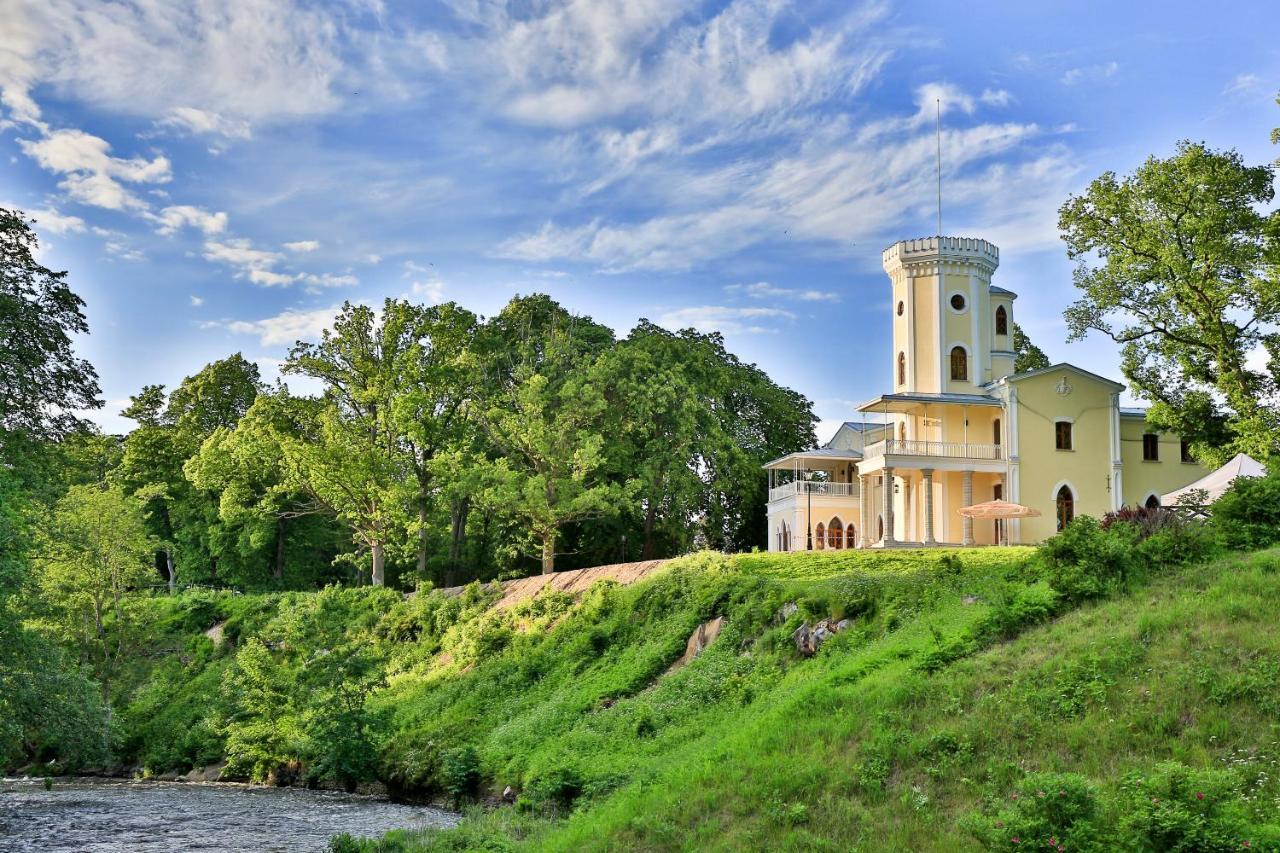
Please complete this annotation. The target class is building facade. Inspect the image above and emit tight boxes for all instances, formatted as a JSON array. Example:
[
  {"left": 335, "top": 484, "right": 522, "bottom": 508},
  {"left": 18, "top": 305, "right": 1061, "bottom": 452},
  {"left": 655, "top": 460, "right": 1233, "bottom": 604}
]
[{"left": 765, "top": 236, "right": 1209, "bottom": 550}]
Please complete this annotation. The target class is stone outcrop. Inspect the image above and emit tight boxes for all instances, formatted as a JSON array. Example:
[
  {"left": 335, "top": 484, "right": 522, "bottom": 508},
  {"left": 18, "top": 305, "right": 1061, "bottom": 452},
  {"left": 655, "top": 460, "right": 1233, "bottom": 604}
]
[
  {"left": 792, "top": 618, "right": 852, "bottom": 657},
  {"left": 667, "top": 616, "right": 726, "bottom": 673}
]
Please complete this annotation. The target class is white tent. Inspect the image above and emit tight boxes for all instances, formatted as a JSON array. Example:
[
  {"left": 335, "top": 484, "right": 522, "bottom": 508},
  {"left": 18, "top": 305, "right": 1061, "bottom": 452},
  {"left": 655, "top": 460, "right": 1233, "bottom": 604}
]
[{"left": 1162, "top": 453, "right": 1266, "bottom": 505}]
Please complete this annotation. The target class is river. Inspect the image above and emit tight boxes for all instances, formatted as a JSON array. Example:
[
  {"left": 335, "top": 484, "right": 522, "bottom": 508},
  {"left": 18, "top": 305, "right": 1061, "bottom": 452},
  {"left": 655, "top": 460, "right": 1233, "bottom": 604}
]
[{"left": 0, "top": 777, "right": 459, "bottom": 852}]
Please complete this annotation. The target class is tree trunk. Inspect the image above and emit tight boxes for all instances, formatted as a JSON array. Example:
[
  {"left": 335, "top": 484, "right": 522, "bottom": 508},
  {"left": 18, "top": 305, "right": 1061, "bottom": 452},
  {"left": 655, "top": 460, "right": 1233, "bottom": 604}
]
[
  {"left": 166, "top": 549, "right": 176, "bottom": 595},
  {"left": 273, "top": 517, "right": 285, "bottom": 581},
  {"left": 446, "top": 497, "right": 470, "bottom": 586},
  {"left": 641, "top": 500, "right": 657, "bottom": 560},
  {"left": 541, "top": 532, "right": 556, "bottom": 575},
  {"left": 371, "top": 540, "right": 385, "bottom": 586},
  {"left": 416, "top": 503, "right": 429, "bottom": 578}
]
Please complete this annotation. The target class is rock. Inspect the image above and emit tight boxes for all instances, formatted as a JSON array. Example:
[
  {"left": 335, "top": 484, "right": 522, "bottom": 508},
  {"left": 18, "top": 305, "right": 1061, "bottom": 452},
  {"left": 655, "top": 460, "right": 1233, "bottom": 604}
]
[
  {"left": 666, "top": 616, "right": 726, "bottom": 673},
  {"left": 774, "top": 602, "right": 799, "bottom": 624},
  {"left": 835, "top": 619, "right": 851, "bottom": 632},
  {"left": 204, "top": 620, "right": 227, "bottom": 646},
  {"left": 812, "top": 624, "right": 833, "bottom": 650},
  {"left": 181, "top": 763, "right": 226, "bottom": 783},
  {"left": 962, "top": 595, "right": 982, "bottom": 605},
  {"left": 792, "top": 622, "right": 814, "bottom": 656},
  {"left": 502, "top": 785, "right": 517, "bottom": 804}
]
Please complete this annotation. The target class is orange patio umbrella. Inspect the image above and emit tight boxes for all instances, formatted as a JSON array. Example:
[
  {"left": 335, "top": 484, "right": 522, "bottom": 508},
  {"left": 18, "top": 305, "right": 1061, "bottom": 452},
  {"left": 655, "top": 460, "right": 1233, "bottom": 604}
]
[{"left": 958, "top": 499, "right": 1041, "bottom": 546}]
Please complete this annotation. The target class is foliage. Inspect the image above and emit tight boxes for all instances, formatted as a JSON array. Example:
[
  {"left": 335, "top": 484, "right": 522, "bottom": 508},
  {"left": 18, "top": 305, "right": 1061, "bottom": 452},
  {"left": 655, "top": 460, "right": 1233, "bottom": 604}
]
[
  {"left": 1059, "top": 141, "right": 1280, "bottom": 465},
  {"left": 1012, "top": 322, "right": 1051, "bottom": 373},
  {"left": 963, "top": 772, "right": 1103, "bottom": 851},
  {"left": 0, "top": 207, "right": 101, "bottom": 457},
  {"left": 1212, "top": 468, "right": 1280, "bottom": 549},
  {"left": 1032, "top": 516, "right": 1143, "bottom": 602}
]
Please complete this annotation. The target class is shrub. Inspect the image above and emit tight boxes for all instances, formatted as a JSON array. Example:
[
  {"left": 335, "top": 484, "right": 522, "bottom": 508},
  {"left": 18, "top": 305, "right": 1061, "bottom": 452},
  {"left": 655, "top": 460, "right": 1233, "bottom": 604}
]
[
  {"left": 1035, "top": 517, "right": 1142, "bottom": 603},
  {"left": 1213, "top": 469, "right": 1280, "bottom": 550},
  {"left": 1116, "top": 762, "right": 1267, "bottom": 852},
  {"left": 441, "top": 745, "right": 482, "bottom": 806},
  {"left": 963, "top": 772, "right": 1104, "bottom": 851}
]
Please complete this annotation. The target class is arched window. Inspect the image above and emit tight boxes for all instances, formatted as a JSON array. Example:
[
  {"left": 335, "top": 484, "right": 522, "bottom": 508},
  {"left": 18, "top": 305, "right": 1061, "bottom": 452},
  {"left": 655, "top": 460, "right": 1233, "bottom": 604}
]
[
  {"left": 897, "top": 352, "right": 906, "bottom": 385},
  {"left": 898, "top": 421, "right": 907, "bottom": 442},
  {"left": 877, "top": 515, "right": 884, "bottom": 542},
  {"left": 846, "top": 523, "right": 857, "bottom": 549},
  {"left": 828, "top": 517, "right": 843, "bottom": 549},
  {"left": 815, "top": 522, "right": 825, "bottom": 550},
  {"left": 782, "top": 522, "right": 790, "bottom": 552},
  {"left": 897, "top": 300, "right": 904, "bottom": 316},
  {"left": 1144, "top": 494, "right": 1161, "bottom": 509},
  {"left": 776, "top": 524, "right": 782, "bottom": 551},
  {"left": 950, "top": 346, "right": 968, "bottom": 381},
  {"left": 995, "top": 305, "right": 1008, "bottom": 336},
  {"left": 993, "top": 418, "right": 1002, "bottom": 446},
  {"left": 1055, "top": 485, "right": 1074, "bottom": 532}
]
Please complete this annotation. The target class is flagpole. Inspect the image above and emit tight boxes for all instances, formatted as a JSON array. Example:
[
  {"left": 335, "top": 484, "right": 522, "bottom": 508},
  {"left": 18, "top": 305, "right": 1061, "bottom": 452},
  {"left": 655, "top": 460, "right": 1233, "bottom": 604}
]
[{"left": 936, "top": 98, "right": 942, "bottom": 237}]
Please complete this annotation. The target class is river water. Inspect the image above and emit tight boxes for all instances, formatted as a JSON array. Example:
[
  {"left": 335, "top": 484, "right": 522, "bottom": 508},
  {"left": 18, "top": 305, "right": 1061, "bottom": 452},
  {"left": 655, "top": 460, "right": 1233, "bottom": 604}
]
[{"left": 0, "top": 778, "right": 459, "bottom": 852}]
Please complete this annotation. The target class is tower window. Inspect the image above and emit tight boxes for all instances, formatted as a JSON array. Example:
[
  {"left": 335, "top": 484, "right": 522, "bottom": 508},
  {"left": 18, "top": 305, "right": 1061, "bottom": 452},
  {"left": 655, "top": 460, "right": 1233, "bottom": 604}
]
[
  {"left": 949, "top": 346, "right": 968, "bottom": 381},
  {"left": 897, "top": 352, "right": 906, "bottom": 385},
  {"left": 950, "top": 293, "right": 966, "bottom": 311},
  {"left": 897, "top": 300, "right": 904, "bottom": 316},
  {"left": 1056, "top": 485, "right": 1074, "bottom": 531},
  {"left": 1055, "top": 421, "right": 1073, "bottom": 450},
  {"left": 1143, "top": 433, "right": 1159, "bottom": 461},
  {"left": 995, "top": 305, "right": 1008, "bottom": 336}
]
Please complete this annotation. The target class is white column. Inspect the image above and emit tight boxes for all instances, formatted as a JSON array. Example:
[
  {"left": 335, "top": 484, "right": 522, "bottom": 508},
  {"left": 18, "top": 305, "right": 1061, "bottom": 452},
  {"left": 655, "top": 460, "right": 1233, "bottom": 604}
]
[
  {"left": 882, "top": 467, "right": 895, "bottom": 546},
  {"left": 922, "top": 469, "right": 936, "bottom": 545},
  {"left": 859, "top": 475, "right": 869, "bottom": 549},
  {"left": 962, "top": 470, "right": 975, "bottom": 546}
]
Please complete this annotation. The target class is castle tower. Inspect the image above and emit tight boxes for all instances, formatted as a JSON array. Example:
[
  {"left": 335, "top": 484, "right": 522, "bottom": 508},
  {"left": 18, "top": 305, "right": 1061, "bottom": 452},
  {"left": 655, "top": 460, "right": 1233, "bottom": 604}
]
[{"left": 881, "top": 236, "right": 1014, "bottom": 392}]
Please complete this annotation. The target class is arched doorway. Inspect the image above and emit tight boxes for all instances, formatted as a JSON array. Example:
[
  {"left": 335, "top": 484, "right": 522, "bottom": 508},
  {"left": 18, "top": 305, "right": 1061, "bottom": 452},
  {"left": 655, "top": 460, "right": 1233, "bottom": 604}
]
[
  {"left": 815, "top": 522, "right": 825, "bottom": 550},
  {"left": 782, "top": 521, "right": 791, "bottom": 552},
  {"left": 1144, "top": 494, "right": 1161, "bottom": 509},
  {"left": 1055, "top": 485, "right": 1074, "bottom": 531},
  {"left": 877, "top": 514, "right": 884, "bottom": 542},
  {"left": 828, "top": 517, "right": 843, "bottom": 549},
  {"left": 846, "top": 523, "right": 857, "bottom": 549}
]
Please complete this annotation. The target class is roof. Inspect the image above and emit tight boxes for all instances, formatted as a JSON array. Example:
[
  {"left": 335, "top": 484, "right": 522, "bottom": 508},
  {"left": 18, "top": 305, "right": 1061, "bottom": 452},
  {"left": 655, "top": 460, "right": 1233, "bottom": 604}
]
[
  {"left": 836, "top": 421, "right": 883, "bottom": 432},
  {"left": 995, "top": 362, "right": 1125, "bottom": 392},
  {"left": 989, "top": 285, "right": 1018, "bottom": 299},
  {"left": 856, "top": 392, "right": 1002, "bottom": 413},
  {"left": 762, "top": 447, "right": 864, "bottom": 469},
  {"left": 1163, "top": 453, "right": 1266, "bottom": 504},
  {"left": 1119, "top": 407, "right": 1149, "bottom": 418}
]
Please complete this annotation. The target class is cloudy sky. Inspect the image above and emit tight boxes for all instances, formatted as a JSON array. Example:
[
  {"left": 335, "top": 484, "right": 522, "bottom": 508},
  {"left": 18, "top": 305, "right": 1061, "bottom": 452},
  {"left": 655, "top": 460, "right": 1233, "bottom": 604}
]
[{"left": 2, "top": 0, "right": 1277, "bottom": 440}]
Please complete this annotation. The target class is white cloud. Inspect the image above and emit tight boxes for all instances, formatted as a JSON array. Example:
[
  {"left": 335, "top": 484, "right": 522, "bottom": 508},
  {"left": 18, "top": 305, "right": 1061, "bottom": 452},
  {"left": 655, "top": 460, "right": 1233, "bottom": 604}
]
[
  {"left": 980, "top": 88, "right": 1012, "bottom": 107},
  {"left": 284, "top": 240, "right": 320, "bottom": 252},
  {"left": 248, "top": 270, "right": 297, "bottom": 287},
  {"left": 726, "top": 282, "right": 840, "bottom": 302},
  {"left": 149, "top": 204, "right": 228, "bottom": 236},
  {"left": 226, "top": 304, "right": 345, "bottom": 346},
  {"left": 1061, "top": 61, "right": 1118, "bottom": 86},
  {"left": 410, "top": 279, "right": 445, "bottom": 303},
  {"left": 657, "top": 305, "right": 794, "bottom": 335},
  {"left": 18, "top": 128, "right": 171, "bottom": 211},
  {"left": 189, "top": 295, "right": 204, "bottom": 307},
  {"left": 23, "top": 206, "right": 86, "bottom": 234},
  {"left": 365, "top": 253, "right": 382, "bottom": 264},
  {"left": 301, "top": 272, "right": 358, "bottom": 288},
  {"left": 1223, "top": 73, "right": 1261, "bottom": 96},
  {"left": 157, "top": 107, "right": 252, "bottom": 139},
  {"left": 203, "top": 238, "right": 283, "bottom": 271}
]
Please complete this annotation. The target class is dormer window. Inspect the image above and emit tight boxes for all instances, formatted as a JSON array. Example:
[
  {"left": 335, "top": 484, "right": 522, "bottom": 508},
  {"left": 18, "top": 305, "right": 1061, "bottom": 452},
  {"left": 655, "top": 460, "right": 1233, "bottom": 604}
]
[
  {"left": 949, "top": 346, "right": 968, "bottom": 381},
  {"left": 995, "top": 305, "right": 1008, "bottom": 336}
]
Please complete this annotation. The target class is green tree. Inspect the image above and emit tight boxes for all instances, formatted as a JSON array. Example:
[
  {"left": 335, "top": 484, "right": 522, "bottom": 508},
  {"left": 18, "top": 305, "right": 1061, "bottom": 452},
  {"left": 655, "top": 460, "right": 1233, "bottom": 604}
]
[
  {"left": 472, "top": 296, "right": 623, "bottom": 574},
  {"left": 0, "top": 208, "right": 101, "bottom": 462},
  {"left": 1058, "top": 141, "right": 1280, "bottom": 465},
  {"left": 1012, "top": 323, "right": 1051, "bottom": 373},
  {"left": 37, "top": 484, "right": 158, "bottom": 704},
  {"left": 283, "top": 301, "right": 428, "bottom": 586}
]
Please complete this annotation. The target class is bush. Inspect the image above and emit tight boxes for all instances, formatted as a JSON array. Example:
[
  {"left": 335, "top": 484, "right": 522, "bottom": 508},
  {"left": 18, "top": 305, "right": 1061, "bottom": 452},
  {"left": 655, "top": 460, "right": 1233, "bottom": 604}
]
[
  {"left": 963, "top": 772, "right": 1103, "bottom": 851},
  {"left": 1116, "top": 762, "right": 1270, "bottom": 852},
  {"left": 441, "top": 745, "right": 482, "bottom": 806},
  {"left": 1035, "top": 517, "right": 1143, "bottom": 603},
  {"left": 1213, "top": 469, "right": 1280, "bottom": 550}
]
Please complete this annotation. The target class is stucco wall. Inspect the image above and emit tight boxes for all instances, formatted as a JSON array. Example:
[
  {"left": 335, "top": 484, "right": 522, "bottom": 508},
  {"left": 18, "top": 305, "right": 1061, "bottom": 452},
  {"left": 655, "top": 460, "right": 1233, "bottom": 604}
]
[
  {"left": 1012, "top": 369, "right": 1117, "bottom": 542},
  {"left": 1118, "top": 416, "right": 1209, "bottom": 505}
]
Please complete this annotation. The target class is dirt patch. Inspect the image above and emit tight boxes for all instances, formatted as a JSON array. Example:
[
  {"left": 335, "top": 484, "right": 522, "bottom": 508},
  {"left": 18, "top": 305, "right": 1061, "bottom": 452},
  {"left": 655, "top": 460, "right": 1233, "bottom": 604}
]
[
  {"left": 204, "top": 620, "right": 227, "bottom": 646},
  {"left": 666, "top": 616, "right": 726, "bottom": 673},
  {"left": 436, "top": 559, "right": 671, "bottom": 611}
]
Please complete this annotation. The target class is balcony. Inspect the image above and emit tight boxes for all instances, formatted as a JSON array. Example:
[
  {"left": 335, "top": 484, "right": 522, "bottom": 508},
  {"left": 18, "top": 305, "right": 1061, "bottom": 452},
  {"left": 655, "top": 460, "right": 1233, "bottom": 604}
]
[
  {"left": 863, "top": 439, "right": 1003, "bottom": 461},
  {"left": 768, "top": 480, "right": 857, "bottom": 503}
]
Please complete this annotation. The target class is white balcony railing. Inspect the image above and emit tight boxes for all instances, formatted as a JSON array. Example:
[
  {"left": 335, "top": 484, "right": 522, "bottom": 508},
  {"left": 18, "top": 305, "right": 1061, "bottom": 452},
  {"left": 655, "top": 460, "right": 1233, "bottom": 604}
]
[
  {"left": 768, "top": 480, "right": 857, "bottom": 502},
  {"left": 862, "top": 439, "right": 1003, "bottom": 461}
]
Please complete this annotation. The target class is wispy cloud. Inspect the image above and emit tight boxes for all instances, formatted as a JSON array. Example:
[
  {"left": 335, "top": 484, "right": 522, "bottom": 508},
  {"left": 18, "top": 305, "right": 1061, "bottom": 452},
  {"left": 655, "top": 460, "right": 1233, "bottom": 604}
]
[
  {"left": 224, "top": 304, "right": 345, "bottom": 346},
  {"left": 726, "top": 282, "right": 840, "bottom": 302},
  {"left": 148, "top": 204, "right": 227, "bottom": 236},
  {"left": 1061, "top": 61, "right": 1119, "bottom": 86},
  {"left": 658, "top": 305, "right": 795, "bottom": 335},
  {"left": 284, "top": 240, "right": 320, "bottom": 253}
]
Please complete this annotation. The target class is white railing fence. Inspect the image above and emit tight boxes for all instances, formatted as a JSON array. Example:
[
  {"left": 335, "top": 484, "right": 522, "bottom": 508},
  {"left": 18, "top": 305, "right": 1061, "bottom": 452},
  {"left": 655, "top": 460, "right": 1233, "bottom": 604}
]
[
  {"left": 862, "top": 439, "right": 1002, "bottom": 460},
  {"left": 768, "top": 480, "right": 857, "bottom": 502}
]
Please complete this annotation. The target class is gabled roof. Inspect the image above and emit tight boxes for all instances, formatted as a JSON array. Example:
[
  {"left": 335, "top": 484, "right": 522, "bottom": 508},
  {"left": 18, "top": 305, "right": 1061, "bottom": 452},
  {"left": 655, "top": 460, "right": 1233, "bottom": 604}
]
[
  {"left": 1119, "top": 407, "right": 1149, "bottom": 419},
  {"left": 994, "top": 362, "right": 1125, "bottom": 392},
  {"left": 856, "top": 391, "right": 1002, "bottom": 413},
  {"left": 989, "top": 285, "right": 1018, "bottom": 299}
]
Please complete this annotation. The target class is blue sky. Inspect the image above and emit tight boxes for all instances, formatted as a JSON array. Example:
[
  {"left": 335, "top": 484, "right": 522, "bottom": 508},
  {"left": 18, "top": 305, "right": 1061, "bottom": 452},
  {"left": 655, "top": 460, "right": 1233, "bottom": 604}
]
[{"left": 2, "top": 0, "right": 1277, "bottom": 441}]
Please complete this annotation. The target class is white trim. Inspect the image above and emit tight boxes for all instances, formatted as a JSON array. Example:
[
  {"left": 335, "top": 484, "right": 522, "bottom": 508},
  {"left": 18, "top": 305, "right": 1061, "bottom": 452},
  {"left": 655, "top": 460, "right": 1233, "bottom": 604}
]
[
  {"left": 935, "top": 273, "right": 944, "bottom": 393},
  {"left": 969, "top": 272, "right": 982, "bottom": 383},
  {"left": 1139, "top": 491, "right": 1161, "bottom": 508},
  {"left": 1051, "top": 480, "right": 1078, "bottom": 531}
]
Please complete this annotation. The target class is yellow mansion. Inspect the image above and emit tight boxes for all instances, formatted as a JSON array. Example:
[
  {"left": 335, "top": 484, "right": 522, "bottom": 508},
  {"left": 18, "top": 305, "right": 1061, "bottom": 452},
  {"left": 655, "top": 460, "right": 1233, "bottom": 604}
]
[{"left": 765, "top": 236, "right": 1209, "bottom": 550}]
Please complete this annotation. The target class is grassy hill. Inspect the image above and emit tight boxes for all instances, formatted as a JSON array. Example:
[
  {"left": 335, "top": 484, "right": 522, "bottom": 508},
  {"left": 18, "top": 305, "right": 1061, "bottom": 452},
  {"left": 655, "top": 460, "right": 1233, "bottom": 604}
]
[{"left": 110, "top": 530, "right": 1280, "bottom": 851}]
